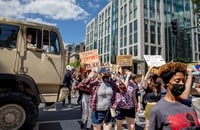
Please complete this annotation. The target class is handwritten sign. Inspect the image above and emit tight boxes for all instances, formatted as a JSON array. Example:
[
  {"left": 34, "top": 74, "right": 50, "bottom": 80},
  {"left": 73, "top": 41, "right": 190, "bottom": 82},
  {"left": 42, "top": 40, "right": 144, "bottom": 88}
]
[
  {"left": 143, "top": 55, "right": 166, "bottom": 67},
  {"left": 116, "top": 55, "right": 132, "bottom": 67},
  {"left": 79, "top": 49, "right": 100, "bottom": 70}
]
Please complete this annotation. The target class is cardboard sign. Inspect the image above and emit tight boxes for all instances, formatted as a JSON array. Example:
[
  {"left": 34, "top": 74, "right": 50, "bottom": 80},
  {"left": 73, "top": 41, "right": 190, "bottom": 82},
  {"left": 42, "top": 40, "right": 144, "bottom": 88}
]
[
  {"left": 79, "top": 49, "right": 100, "bottom": 70},
  {"left": 143, "top": 55, "right": 166, "bottom": 67},
  {"left": 116, "top": 55, "right": 132, "bottom": 67}
]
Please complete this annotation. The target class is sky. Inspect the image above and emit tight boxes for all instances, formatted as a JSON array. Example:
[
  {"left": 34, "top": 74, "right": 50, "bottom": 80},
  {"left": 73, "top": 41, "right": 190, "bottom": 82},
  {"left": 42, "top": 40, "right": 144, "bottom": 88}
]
[{"left": 0, "top": 0, "right": 110, "bottom": 45}]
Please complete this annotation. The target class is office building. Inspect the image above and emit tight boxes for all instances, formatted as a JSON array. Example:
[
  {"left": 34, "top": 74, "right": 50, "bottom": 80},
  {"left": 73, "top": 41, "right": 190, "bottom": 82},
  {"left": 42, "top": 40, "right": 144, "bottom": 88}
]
[{"left": 85, "top": 0, "right": 200, "bottom": 74}]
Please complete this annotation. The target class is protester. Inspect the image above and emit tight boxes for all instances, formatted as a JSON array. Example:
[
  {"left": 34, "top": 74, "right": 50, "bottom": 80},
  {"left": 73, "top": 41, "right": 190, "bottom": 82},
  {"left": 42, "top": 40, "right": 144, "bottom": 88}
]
[
  {"left": 149, "top": 62, "right": 200, "bottom": 129},
  {"left": 142, "top": 66, "right": 162, "bottom": 130},
  {"left": 78, "top": 67, "right": 126, "bottom": 130},
  {"left": 63, "top": 68, "right": 73, "bottom": 107},
  {"left": 114, "top": 70, "right": 138, "bottom": 130},
  {"left": 77, "top": 70, "right": 92, "bottom": 130}
]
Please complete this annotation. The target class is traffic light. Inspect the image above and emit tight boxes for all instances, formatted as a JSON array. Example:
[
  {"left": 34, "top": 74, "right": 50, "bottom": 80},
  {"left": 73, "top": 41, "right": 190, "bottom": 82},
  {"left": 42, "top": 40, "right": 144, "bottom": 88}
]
[
  {"left": 171, "top": 20, "right": 178, "bottom": 35},
  {"left": 197, "top": 18, "right": 200, "bottom": 31}
]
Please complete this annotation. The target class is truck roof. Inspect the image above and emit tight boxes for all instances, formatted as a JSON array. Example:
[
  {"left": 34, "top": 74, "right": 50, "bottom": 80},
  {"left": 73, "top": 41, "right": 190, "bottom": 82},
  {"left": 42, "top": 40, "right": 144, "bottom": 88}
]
[{"left": 0, "top": 17, "right": 59, "bottom": 30}]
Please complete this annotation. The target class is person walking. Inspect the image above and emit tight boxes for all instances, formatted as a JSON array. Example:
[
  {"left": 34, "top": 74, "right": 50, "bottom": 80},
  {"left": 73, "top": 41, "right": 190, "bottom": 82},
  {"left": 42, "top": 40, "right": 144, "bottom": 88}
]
[
  {"left": 149, "top": 62, "right": 200, "bottom": 129},
  {"left": 114, "top": 70, "right": 138, "bottom": 130},
  {"left": 142, "top": 66, "right": 162, "bottom": 130},
  {"left": 77, "top": 70, "right": 92, "bottom": 130},
  {"left": 63, "top": 68, "right": 72, "bottom": 107},
  {"left": 78, "top": 67, "right": 126, "bottom": 130}
]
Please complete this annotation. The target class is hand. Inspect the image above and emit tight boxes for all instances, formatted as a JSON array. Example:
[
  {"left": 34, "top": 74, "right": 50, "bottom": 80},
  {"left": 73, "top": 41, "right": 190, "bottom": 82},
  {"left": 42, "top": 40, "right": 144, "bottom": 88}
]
[{"left": 187, "top": 66, "right": 194, "bottom": 76}]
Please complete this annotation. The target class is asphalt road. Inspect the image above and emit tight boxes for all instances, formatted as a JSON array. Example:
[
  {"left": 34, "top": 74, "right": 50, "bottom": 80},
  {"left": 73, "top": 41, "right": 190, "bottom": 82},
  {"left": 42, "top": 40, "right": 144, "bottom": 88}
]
[{"left": 33, "top": 95, "right": 145, "bottom": 130}]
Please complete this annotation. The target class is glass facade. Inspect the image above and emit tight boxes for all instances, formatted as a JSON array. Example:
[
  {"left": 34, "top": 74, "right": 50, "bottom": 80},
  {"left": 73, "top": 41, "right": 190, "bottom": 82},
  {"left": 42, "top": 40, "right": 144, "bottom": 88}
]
[{"left": 164, "top": 0, "right": 192, "bottom": 62}]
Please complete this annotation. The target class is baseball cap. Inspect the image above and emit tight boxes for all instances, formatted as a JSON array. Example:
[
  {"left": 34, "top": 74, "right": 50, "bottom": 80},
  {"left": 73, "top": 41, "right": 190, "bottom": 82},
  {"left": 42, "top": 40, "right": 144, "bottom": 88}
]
[{"left": 99, "top": 67, "right": 110, "bottom": 74}]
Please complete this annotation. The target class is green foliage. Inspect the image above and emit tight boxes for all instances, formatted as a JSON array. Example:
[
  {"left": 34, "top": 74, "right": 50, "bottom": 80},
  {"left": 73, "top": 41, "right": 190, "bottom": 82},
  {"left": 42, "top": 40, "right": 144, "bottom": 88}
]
[
  {"left": 68, "top": 61, "right": 80, "bottom": 68},
  {"left": 192, "top": 0, "right": 200, "bottom": 13}
]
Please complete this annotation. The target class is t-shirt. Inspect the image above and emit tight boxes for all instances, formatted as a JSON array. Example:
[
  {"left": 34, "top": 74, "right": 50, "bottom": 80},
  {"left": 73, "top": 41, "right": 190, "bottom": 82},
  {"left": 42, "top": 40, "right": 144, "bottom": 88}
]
[
  {"left": 116, "top": 82, "right": 137, "bottom": 109},
  {"left": 149, "top": 98, "right": 200, "bottom": 130}
]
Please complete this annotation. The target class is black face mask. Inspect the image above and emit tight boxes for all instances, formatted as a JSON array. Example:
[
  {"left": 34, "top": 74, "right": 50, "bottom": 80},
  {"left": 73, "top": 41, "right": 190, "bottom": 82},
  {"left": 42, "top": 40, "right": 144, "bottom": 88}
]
[
  {"left": 171, "top": 84, "right": 185, "bottom": 97},
  {"left": 102, "top": 76, "right": 109, "bottom": 82},
  {"left": 156, "top": 82, "right": 162, "bottom": 88}
]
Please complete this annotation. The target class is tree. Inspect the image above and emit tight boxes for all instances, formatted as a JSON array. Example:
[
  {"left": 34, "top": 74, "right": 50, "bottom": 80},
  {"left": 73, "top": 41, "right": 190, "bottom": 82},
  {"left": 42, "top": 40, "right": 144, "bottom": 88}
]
[{"left": 192, "top": 0, "right": 200, "bottom": 13}]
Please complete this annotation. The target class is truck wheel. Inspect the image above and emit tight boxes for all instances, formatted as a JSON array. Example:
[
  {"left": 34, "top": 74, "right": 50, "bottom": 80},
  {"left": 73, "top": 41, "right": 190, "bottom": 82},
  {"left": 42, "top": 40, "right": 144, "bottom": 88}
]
[{"left": 0, "top": 91, "right": 38, "bottom": 130}]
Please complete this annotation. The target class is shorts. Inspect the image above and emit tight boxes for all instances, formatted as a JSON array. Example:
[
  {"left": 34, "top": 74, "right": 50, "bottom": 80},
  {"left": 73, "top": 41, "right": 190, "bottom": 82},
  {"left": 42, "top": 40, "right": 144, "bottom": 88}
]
[
  {"left": 144, "top": 103, "right": 156, "bottom": 119},
  {"left": 115, "top": 107, "right": 135, "bottom": 120},
  {"left": 91, "top": 110, "right": 113, "bottom": 125}
]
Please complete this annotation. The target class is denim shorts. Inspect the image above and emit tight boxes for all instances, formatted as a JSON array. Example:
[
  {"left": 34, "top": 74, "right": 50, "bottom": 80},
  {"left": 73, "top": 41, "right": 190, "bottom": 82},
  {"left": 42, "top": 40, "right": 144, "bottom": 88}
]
[{"left": 91, "top": 110, "right": 113, "bottom": 125}]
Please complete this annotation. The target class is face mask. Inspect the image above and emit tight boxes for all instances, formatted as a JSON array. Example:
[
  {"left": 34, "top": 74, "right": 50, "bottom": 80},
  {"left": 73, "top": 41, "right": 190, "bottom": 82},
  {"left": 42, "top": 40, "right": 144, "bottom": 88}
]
[
  {"left": 102, "top": 76, "right": 109, "bottom": 82},
  {"left": 171, "top": 84, "right": 185, "bottom": 97},
  {"left": 156, "top": 82, "right": 161, "bottom": 87}
]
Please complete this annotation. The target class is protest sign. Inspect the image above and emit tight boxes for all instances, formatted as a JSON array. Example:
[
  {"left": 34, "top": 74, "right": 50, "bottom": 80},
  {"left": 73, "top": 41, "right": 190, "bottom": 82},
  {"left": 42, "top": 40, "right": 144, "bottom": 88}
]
[
  {"left": 116, "top": 55, "right": 132, "bottom": 67},
  {"left": 143, "top": 55, "right": 166, "bottom": 67},
  {"left": 79, "top": 49, "right": 100, "bottom": 70},
  {"left": 188, "top": 64, "right": 200, "bottom": 83}
]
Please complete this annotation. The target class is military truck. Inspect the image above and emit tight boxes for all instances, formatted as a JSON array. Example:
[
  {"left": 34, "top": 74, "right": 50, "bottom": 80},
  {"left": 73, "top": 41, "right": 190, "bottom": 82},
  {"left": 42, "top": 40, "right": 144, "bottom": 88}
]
[{"left": 0, "top": 17, "right": 68, "bottom": 130}]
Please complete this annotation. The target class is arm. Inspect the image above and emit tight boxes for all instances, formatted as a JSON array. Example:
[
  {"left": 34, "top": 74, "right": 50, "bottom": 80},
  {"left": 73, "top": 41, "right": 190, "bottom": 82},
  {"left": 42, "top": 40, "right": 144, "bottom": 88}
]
[
  {"left": 143, "top": 66, "right": 153, "bottom": 89},
  {"left": 180, "top": 66, "right": 193, "bottom": 99},
  {"left": 77, "top": 79, "right": 90, "bottom": 93},
  {"left": 124, "top": 71, "right": 131, "bottom": 87}
]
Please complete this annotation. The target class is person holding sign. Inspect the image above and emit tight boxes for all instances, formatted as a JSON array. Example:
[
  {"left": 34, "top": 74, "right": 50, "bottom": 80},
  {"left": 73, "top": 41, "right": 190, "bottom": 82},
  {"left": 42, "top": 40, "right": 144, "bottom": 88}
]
[{"left": 142, "top": 66, "right": 162, "bottom": 130}]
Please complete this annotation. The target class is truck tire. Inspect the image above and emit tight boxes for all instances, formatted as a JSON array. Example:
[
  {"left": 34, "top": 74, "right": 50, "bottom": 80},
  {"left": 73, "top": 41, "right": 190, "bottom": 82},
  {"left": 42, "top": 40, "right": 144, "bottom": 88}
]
[{"left": 0, "top": 91, "right": 38, "bottom": 130}]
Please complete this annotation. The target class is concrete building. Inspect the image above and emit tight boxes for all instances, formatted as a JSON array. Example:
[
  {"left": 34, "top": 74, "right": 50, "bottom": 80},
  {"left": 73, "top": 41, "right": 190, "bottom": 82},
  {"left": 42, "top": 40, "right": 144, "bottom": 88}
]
[
  {"left": 65, "top": 43, "right": 85, "bottom": 66},
  {"left": 85, "top": 0, "right": 200, "bottom": 74}
]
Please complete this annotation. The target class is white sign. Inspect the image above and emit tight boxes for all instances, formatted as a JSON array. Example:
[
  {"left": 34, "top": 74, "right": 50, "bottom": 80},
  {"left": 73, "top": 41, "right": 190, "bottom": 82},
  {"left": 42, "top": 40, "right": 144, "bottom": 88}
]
[{"left": 144, "top": 55, "right": 166, "bottom": 67}]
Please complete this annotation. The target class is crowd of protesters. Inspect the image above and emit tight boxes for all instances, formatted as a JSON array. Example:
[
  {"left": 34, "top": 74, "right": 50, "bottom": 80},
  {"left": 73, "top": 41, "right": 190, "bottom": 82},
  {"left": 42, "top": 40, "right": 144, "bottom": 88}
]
[{"left": 62, "top": 61, "right": 200, "bottom": 130}]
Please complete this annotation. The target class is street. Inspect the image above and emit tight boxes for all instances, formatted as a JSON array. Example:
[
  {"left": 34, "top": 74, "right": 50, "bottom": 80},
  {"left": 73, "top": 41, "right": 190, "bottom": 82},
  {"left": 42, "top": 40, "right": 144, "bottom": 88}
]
[{"left": 33, "top": 96, "right": 146, "bottom": 130}]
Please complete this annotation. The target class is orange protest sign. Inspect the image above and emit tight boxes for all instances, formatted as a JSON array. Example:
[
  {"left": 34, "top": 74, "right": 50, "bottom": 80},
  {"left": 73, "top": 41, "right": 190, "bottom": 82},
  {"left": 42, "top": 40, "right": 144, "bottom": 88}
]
[{"left": 79, "top": 49, "right": 100, "bottom": 70}]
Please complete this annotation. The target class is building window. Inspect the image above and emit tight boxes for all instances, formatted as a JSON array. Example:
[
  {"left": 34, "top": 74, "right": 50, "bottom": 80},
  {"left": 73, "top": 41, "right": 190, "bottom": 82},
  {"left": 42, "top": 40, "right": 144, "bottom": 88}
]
[
  {"left": 124, "top": 37, "right": 127, "bottom": 46},
  {"left": 150, "top": 46, "right": 156, "bottom": 55},
  {"left": 134, "top": 20, "right": 137, "bottom": 32},
  {"left": 107, "top": 53, "right": 109, "bottom": 62},
  {"left": 120, "top": 38, "right": 123, "bottom": 47},
  {"left": 134, "top": 32, "right": 137, "bottom": 43},
  {"left": 149, "top": 0, "right": 155, "bottom": 18},
  {"left": 134, "top": 45, "right": 138, "bottom": 56},
  {"left": 129, "top": 22, "right": 133, "bottom": 33},
  {"left": 124, "top": 48, "right": 127, "bottom": 55},
  {"left": 145, "top": 45, "right": 149, "bottom": 54},
  {"left": 129, "top": 47, "right": 133, "bottom": 55},
  {"left": 120, "top": 49, "right": 123, "bottom": 55},
  {"left": 158, "top": 47, "right": 162, "bottom": 55},
  {"left": 144, "top": 19, "right": 148, "bottom": 43},
  {"left": 157, "top": 23, "right": 161, "bottom": 45},
  {"left": 129, "top": 34, "right": 133, "bottom": 45},
  {"left": 124, "top": 25, "right": 127, "bottom": 36},
  {"left": 150, "top": 21, "right": 156, "bottom": 44}
]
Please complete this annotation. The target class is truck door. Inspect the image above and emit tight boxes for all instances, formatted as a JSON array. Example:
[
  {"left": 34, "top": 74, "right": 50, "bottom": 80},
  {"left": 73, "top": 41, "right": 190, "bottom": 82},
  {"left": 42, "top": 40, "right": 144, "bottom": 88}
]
[{"left": 24, "top": 28, "right": 65, "bottom": 102}]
